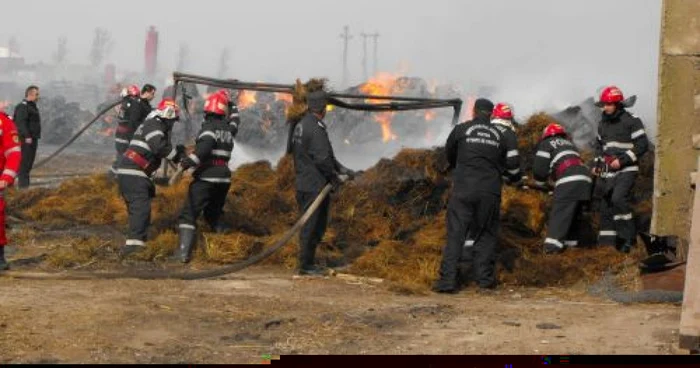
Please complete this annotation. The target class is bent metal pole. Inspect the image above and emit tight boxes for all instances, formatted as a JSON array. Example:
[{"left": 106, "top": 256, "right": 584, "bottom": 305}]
[{"left": 172, "top": 72, "right": 463, "bottom": 125}]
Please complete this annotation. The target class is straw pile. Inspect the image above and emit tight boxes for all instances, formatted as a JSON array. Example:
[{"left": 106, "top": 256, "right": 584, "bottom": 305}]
[{"left": 8, "top": 112, "right": 654, "bottom": 293}]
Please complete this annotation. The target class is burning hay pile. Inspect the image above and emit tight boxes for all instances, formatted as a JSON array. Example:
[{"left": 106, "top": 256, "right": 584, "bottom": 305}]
[{"left": 8, "top": 108, "right": 654, "bottom": 293}]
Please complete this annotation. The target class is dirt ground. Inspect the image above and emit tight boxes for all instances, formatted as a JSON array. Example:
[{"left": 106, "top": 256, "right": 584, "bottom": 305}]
[
  {"left": 0, "top": 148, "right": 686, "bottom": 363},
  {"left": 0, "top": 266, "right": 683, "bottom": 364}
]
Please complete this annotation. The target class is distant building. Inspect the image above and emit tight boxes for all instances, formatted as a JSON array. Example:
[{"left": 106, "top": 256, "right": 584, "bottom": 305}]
[{"left": 0, "top": 47, "right": 25, "bottom": 72}]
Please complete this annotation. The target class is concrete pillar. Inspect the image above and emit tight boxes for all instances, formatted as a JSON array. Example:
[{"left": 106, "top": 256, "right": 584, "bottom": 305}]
[{"left": 651, "top": 0, "right": 700, "bottom": 260}]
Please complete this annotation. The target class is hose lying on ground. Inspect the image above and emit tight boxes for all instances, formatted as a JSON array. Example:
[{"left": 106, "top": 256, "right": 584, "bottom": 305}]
[
  {"left": 1, "top": 184, "right": 333, "bottom": 281},
  {"left": 33, "top": 100, "right": 121, "bottom": 170}
]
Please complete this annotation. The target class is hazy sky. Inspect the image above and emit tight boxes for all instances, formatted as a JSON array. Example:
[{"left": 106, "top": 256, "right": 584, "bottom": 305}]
[{"left": 1, "top": 0, "right": 662, "bottom": 128}]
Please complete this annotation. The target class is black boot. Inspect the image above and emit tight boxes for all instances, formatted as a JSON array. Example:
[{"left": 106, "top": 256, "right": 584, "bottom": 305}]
[
  {"left": 119, "top": 243, "right": 146, "bottom": 259},
  {"left": 0, "top": 246, "right": 8, "bottom": 271},
  {"left": 176, "top": 227, "right": 197, "bottom": 264},
  {"left": 432, "top": 281, "right": 459, "bottom": 294},
  {"left": 544, "top": 242, "right": 565, "bottom": 255},
  {"left": 297, "top": 265, "right": 327, "bottom": 276}
]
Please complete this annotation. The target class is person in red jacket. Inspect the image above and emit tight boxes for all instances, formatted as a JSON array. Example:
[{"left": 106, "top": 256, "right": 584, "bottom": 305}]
[{"left": 0, "top": 100, "right": 23, "bottom": 270}]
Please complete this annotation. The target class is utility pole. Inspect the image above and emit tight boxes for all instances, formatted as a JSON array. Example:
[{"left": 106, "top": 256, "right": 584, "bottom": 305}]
[
  {"left": 369, "top": 32, "right": 380, "bottom": 75},
  {"left": 361, "top": 32, "right": 370, "bottom": 82},
  {"left": 340, "top": 25, "right": 353, "bottom": 88}
]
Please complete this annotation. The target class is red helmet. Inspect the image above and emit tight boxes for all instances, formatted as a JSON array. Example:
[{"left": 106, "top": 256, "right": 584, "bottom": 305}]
[
  {"left": 492, "top": 103, "right": 514, "bottom": 120},
  {"left": 127, "top": 84, "right": 140, "bottom": 97},
  {"left": 542, "top": 123, "right": 567, "bottom": 140},
  {"left": 204, "top": 90, "right": 230, "bottom": 115},
  {"left": 598, "top": 86, "right": 624, "bottom": 104},
  {"left": 156, "top": 98, "right": 180, "bottom": 119},
  {"left": 217, "top": 89, "right": 231, "bottom": 101}
]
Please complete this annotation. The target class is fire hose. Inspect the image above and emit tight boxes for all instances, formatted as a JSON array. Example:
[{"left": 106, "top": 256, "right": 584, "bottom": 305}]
[
  {"left": 33, "top": 100, "right": 121, "bottom": 170},
  {"left": 1, "top": 184, "right": 332, "bottom": 280},
  {"left": 4, "top": 73, "right": 460, "bottom": 279}
]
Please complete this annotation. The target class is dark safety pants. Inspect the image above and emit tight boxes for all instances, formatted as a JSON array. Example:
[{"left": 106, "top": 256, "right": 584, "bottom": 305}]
[
  {"left": 118, "top": 174, "right": 155, "bottom": 247},
  {"left": 296, "top": 190, "right": 331, "bottom": 271},
  {"left": 18, "top": 139, "right": 38, "bottom": 188},
  {"left": 437, "top": 191, "right": 501, "bottom": 290},
  {"left": 599, "top": 171, "right": 637, "bottom": 246},
  {"left": 544, "top": 200, "right": 585, "bottom": 250},
  {"left": 177, "top": 180, "right": 231, "bottom": 231}
]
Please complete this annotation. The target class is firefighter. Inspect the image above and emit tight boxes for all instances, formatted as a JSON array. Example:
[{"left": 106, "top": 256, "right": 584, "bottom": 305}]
[
  {"left": 139, "top": 84, "right": 157, "bottom": 118},
  {"left": 290, "top": 90, "right": 357, "bottom": 276},
  {"left": 433, "top": 98, "right": 522, "bottom": 293},
  {"left": 458, "top": 102, "right": 521, "bottom": 286},
  {"left": 0, "top": 101, "right": 22, "bottom": 270},
  {"left": 173, "top": 90, "right": 240, "bottom": 263},
  {"left": 592, "top": 86, "right": 649, "bottom": 253},
  {"left": 491, "top": 102, "right": 517, "bottom": 131},
  {"left": 116, "top": 98, "right": 185, "bottom": 257},
  {"left": 13, "top": 85, "right": 41, "bottom": 189},
  {"left": 111, "top": 84, "right": 141, "bottom": 174},
  {"left": 533, "top": 123, "right": 592, "bottom": 254}
]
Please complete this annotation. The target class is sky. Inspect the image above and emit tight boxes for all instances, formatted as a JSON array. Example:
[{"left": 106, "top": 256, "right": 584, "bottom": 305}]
[{"left": 0, "top": 0, "right": 662, "bottom": 130}]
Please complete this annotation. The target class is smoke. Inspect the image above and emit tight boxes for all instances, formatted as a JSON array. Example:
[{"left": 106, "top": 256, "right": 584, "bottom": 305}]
[{"left": 0, "top": 0, "right": 661, "bottom": 170}]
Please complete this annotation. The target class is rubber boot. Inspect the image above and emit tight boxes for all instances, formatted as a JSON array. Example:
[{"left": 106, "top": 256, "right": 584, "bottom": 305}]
[
  {"left": 119, "top": 243, "right": 146, "bottom": 259},
  {"left": 0, "top": 246, "right": 8, "bottom": 271},
  {"left": 176, "top": 227, "right": 197, "bottom": 264}
]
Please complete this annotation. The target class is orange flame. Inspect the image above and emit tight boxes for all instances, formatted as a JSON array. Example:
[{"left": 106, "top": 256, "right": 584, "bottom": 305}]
[
  {"left": 424, "top": 110, "right": 436, "bottom": 121},
  {"left": 360, "top": 72, "right": 404, "bottom": 142},
  {"left": 275, "top": 93, "right": 293, "bottom": 104},
  {"left": 360, "top": 72, "right": 403, "bottom": 102},
  {"left": 375, "top": 112, "right": 397, "bottom": 142},
  {"left": 238, "top": 90, "right": 258, "bottom": 110}
]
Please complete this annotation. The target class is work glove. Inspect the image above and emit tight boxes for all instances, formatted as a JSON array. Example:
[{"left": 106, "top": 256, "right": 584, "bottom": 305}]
[
  {"left": 173, "top": 144, "right": 186, "bottom": 164},
  {"left": 180, "top": 156, "right": 198, "bottom": 170},
  {"left": 531, "top": 181, "right": 553, "bottom": 195},
  {"left": 330, "top": 175, "right": 346, "bottom": 193}
]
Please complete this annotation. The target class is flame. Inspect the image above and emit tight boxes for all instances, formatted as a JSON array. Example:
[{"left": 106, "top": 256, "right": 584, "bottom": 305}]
[
  {"left": 360, "top": 72, "right": 403, "bottom": 102},
  {"left": 360, "top": 72, "right": 404, "bottom": 142},
  {"left": 424, "top": 110, "right": 436, "bottom": 121},
  {"left": 275, "top": 93, "right": 293, "bottom": 104},
  {"left": 238, "top": 90, "right": 258, "bottom": 110},
  {"left": 375, "top": 112, "right": 397, "bottom": 142}
]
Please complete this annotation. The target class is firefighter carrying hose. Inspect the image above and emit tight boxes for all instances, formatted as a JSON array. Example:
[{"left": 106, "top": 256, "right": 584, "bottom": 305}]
[
  {"left": 533, "top": 123, "right": 592, "bottom": 254},
  {"left": 111, "top": 84, "right": 141, "bottom": 174},
  {"left": 0, "top": 101, "right": 22, "bottom": 270},
  {"left": 173, "top": 90, "right": 240, "bottom": 263},
  {"left": 116, "top": 98, "right": 186, "bottom": 258},
  {"left": 290, "top": 90, "right": 358, "bottom": 276},
  {"left": 592, "top": 86, "right": 649, "bottom": 253},
  {"left": 434, "top": 98, "right": 522, "bottom": 293}
]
